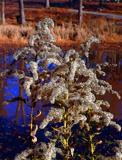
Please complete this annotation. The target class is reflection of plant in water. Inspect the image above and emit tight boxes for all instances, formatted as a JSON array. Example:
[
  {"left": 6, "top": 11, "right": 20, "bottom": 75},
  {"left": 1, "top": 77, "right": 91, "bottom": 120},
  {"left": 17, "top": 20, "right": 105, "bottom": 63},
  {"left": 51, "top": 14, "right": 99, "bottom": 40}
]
[{"left": 0, "top": 18, "right": 122, "bottom": 160}]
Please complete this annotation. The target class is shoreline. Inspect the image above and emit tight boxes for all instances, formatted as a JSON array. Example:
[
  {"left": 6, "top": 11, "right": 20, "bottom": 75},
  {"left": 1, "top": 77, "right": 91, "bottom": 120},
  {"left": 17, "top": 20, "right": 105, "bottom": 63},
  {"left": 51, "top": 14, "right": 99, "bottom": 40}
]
[{"left": 0, "top": 41, "right": 122, "bottom": 53}]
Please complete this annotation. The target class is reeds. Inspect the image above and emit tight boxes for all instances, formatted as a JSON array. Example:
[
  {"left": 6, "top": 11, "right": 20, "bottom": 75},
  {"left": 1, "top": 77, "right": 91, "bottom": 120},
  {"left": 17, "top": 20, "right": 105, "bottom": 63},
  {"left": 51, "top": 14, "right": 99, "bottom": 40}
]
[
  {"left": 0, "top": 16, "right": 121, "bottom": 48},
  {"left": 0, "top": 24, "right": 33, "bottom": 45}
]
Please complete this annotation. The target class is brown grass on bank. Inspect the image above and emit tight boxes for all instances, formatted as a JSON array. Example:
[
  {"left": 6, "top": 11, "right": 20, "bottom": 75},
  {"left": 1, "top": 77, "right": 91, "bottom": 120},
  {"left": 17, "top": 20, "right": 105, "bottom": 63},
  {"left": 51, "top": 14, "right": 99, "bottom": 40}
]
[
  {"left": 55, "top": 16, "right": 122, "bottom": 49},
  {"left": 0, "top": 25, "right": 33, "bottom": 46},
  {"left": 0, "top": 16, "right": 121, "bottom": 51},
  {"left": 0, "top": 4, "right": 121, "bottom": 50}
]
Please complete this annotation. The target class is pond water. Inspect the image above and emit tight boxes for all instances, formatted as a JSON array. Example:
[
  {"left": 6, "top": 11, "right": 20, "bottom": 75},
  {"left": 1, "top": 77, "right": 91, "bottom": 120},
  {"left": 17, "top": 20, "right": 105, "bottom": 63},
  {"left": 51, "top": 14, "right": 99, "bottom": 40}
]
[
  {"left": 0, "top": 52, "right": 122, "bottom": 159},
  {"left": 0, "top": 53, "right": 28, "bottom": 159},
  {"left": 0, "top": 53, "right": 30, "bottom": 123}
]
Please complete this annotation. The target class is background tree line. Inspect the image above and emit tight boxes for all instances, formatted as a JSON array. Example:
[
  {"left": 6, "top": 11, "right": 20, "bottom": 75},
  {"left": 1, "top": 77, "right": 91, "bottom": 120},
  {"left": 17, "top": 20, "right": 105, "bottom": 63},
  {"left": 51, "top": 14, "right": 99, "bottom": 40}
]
[
  {"left": 0, "top": 0, "right": 121, "bottom": 26},
  {"left": 0, "top": 0, "right": 84, "bottom": 26}
]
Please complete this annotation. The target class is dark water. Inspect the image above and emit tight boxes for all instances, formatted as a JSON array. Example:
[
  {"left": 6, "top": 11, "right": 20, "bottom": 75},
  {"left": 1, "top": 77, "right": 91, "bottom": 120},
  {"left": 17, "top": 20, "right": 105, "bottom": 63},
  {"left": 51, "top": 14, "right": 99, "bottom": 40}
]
[
  {"left": 0, "top": 53, "right": 30, "bottom": 159},
  {"left": 0, "top": 53, "right": 31, "bottom": 122}
]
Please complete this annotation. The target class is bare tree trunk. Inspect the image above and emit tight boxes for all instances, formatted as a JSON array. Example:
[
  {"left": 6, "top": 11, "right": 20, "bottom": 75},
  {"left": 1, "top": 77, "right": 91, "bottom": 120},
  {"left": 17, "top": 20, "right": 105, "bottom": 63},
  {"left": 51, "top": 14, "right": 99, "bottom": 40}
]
[
  {"left": 46, "top": 0, "right": 50, "bottom": 8},
  {"left": 78, "top": 0, "right": 83, "bottom": 26},
  {"left": 19, "top": 0, "right": 26, "bottom": 25},
  {"left": 1, "top": 0, "right": 5, "bottom": 24}
]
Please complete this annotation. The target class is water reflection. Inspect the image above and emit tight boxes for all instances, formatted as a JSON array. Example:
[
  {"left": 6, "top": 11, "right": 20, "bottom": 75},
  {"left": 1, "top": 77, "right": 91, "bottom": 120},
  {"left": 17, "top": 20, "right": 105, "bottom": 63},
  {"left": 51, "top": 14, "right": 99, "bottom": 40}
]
[{"left": 0, "top": 53, "right": 31, "bottom": 125}]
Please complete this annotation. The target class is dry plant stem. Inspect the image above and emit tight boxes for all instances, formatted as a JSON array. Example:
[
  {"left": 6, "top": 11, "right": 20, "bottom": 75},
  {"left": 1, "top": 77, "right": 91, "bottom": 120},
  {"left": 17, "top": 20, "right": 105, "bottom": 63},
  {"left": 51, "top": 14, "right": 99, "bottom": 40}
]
[
  {"left": 30, "top": 106, "right": 34, "bottom": 134},
  {"left": 89, "top": 134, "right": 95, "bottom": 160},
  {"left": 63, "top": 105, "right": 72, "bottom": 160},
  {"left": 87, "top": 109, "right": 96, "bottom": 160}
]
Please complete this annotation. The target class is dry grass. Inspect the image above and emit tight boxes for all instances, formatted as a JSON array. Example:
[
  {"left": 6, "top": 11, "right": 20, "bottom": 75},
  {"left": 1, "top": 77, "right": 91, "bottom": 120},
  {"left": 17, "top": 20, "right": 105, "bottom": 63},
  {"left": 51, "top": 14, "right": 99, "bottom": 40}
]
[
  {"left": 0, "top": 25, "right": 33, "bottom": 46},
  {"left": 0, "top": 16, "right": 121, "bottom": 50},
  {"left": 54, "top": 17, "right": 122, "bottom": 48},
  {"left": 1, "top": 3, "right": 121, "bottom": 50}
]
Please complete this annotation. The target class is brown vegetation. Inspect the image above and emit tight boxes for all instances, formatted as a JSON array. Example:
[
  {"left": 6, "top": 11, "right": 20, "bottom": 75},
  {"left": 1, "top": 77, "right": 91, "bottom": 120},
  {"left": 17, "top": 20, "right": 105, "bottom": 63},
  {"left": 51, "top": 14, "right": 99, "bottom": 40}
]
[
  {"left": 0, "top": 13, "right": 122, "bottom": 51},
  {"left": 0, "top": 2, "right": 121, "bottom": 50}
]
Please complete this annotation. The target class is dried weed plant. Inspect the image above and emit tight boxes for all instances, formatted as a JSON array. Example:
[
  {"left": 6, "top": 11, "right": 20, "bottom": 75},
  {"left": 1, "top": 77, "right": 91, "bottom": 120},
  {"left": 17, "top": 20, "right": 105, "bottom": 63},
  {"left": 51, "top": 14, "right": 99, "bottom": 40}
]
[{"left": 0, "top": 18, "right": 122, "bottom": 160}]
